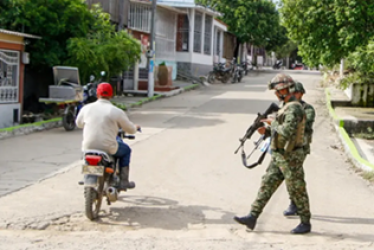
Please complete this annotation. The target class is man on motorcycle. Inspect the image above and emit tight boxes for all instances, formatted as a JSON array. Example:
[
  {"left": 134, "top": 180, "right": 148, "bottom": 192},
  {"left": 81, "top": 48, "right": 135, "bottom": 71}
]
[{"left": 76, "top": 82, "right": 140, "bottom": 190}]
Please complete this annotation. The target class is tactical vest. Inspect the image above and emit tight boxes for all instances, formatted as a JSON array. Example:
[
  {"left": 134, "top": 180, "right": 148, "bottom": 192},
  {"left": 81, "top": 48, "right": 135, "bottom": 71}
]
[{"left": 271, "top": 101, "right": 306, "bottom": 153}]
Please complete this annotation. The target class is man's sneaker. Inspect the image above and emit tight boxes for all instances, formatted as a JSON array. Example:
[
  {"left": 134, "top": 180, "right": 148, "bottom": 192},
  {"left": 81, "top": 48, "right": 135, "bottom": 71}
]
[
  {"left": 283, "top": 201, "right": 298, "bottom": 217},
  {"left": 291, "top": 223, "right": 311, "bottom": 234},
  {"left": 233, "top": 214, "right": 257, "bottom": 230}
]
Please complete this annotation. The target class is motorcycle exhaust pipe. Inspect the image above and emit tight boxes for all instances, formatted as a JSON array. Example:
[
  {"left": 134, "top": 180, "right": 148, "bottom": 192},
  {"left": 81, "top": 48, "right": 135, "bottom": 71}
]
[{"left": 106, "top": 186, "right": 118, "bottom": 202}]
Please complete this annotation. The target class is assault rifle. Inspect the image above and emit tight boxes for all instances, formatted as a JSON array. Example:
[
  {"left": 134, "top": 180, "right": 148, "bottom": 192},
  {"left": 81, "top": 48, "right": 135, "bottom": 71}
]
[{"left": 234, "top": 103, "right": 280, "bottom": 169}]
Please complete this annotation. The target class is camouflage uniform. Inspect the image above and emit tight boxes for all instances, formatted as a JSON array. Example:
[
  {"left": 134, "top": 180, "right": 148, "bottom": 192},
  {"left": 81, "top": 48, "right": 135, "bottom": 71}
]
[
  {"left": 294, "top": 82, "right": 316, "bottom": 156},
  {"left": 283, "top": 82, "right": 316, "bottom": 215},
  {"left": 250, "top": 77, "right": 311, "bottom": 224}
]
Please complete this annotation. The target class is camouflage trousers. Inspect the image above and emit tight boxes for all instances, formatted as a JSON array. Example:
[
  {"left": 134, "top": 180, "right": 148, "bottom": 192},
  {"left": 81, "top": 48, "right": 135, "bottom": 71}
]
[{"left": 250, "top": 148, "right": 311, "bottom": 223}]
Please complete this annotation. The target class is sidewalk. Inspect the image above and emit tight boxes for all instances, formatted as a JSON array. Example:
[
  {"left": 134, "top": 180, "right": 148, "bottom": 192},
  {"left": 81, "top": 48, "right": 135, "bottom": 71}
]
[
  {"left": 0, "top": 81, "right": 200, "bottom": 140},
  {"left": 255, "top": 66, "right": 321, "bottom": 75},
  {"left": 326, "top": 87, "right": 374, "bottom": 171}
]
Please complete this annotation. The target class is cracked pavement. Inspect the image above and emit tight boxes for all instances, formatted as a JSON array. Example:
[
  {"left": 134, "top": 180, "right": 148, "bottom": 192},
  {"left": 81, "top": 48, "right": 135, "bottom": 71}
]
[{"left": 0, "top": 72, "right": 373, "bottom": 249}]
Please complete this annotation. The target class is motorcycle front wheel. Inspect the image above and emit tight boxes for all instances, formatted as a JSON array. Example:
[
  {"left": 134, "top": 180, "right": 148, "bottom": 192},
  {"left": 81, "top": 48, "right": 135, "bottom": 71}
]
[
  {"left": 207, "top": 72, "right": 216, "bottom": 84},
  {"left": 84, "top": 178, "right": 104, "bottom": 220},
  {"left": 238, "top": 71, "right": 243, "bottom": 83}
]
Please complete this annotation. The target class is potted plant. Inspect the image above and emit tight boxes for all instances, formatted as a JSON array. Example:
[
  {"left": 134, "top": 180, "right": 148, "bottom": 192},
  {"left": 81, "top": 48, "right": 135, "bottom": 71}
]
[{"left": 158, "top": 62, "right": 168, "bottom": 86}]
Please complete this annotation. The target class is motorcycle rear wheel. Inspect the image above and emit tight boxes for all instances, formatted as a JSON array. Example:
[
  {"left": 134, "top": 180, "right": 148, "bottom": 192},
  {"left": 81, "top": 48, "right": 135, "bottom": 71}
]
[
  {"left": 84, "top": 178, "right": 104, "bottom": 220},
  {"left": 62, "top": 111, "right": 76, "bottom": 131},
  {"left": 222, "top": 74, "right": 230, "bottom": 84}
]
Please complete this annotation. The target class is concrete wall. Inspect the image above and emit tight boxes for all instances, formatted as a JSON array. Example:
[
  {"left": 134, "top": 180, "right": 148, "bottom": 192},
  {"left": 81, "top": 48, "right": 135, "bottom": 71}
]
[
  {"left": 177, "top": 62, "right": 212, "bottom": 77},
  {"left": 347, "top": 83, "right": 374, "bottom": 107},
  {"left": 0, "top": 103, "right": 21, "bottom": 128}
]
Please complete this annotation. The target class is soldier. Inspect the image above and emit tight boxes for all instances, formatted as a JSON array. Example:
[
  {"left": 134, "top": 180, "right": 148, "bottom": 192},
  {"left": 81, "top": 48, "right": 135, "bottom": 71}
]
[
  {"left": 283, "top": 81, "right": 316, "bottom": 217},
  {"left": 233, "top": 74, "right": 312, "bottom": 234}
]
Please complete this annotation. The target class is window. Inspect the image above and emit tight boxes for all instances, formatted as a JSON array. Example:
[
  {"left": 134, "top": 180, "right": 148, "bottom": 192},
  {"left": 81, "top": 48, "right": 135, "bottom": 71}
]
[
  {"left": 194, "top": 11, "right": 202, "bottom": 53},
  {"left": 129, "top": 3, "right": 151, "bottom": 33},
  {"left": 204, "top": 15, "right": 212, "bottom": 55},
  {"left": 215, "top": 30, "right": 221, "bottom": 56},
  {"left": 0, "top": 50, "right": 19, "bottom": 104},
  {"left": 176, "top": 15, "right": 190, "bottom": 52},
  {"left": 155, "top": 8, "right": 176, "bottom": 60}
]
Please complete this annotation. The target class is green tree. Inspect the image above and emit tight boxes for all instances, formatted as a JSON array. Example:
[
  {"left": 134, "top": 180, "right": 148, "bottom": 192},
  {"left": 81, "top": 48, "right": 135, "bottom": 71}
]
[
  {"left": 198, "top": 0, "right": 283, "bottom": 48},
  {"left": 0, "top": 0, "right": 141, "bottom": 83},
  {"left": 0, "top": 0, "right": 94, "bottom": 70},
  {"left": 66, "top": 6, "right": 141, "bottom": 83},
  {"left": 280, "top": 0, "right": 374, "bottom": 67}
]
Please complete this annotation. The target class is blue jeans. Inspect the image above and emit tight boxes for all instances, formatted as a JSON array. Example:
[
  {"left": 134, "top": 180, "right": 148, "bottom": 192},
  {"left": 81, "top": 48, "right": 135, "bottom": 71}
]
[{"left": 112, "top": 136, "right": 132, "bottom": 168}]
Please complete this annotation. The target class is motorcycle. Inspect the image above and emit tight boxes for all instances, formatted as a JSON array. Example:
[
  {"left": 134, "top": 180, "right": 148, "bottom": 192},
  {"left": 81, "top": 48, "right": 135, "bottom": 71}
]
[
  {"left": 62, "top": 72, "right": 105, "bottom": 131},
  {"left": 291, "top": 61, "right": 305, "bottom": 70},
  {"left": 232, "top": 59, "right": 245, "bottom": 84},
  {"left": 241, "top": 61, "right": 252, "bottom": 76},
  {"left": 272, "top": 60, "right": 283, "bottom": 70},
  {"left": 207, "top": 60, "right": 233, "bottom": 84},
  {"left": 79, "top": 128, "right": 139, "bottom": 220}
]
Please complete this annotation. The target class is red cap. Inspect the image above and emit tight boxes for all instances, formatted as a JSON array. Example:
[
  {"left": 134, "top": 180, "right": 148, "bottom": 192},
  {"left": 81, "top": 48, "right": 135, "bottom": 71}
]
[{"left": 97, "top": 83, "right": 113, "bottom": 98}]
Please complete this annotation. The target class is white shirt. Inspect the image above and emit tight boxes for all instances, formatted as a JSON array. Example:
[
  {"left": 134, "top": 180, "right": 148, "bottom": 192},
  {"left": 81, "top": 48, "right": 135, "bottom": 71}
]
[{"left": 76, "top": 99, "right": 137, "bottom": 154}]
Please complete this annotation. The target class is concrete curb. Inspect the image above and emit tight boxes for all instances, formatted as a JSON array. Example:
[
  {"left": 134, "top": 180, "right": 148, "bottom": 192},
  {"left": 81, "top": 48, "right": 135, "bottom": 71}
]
[
  {"left": 0, "top": 118, "right": 62, "bottom": 140},
  {"left": 253, "top": 69, "right": 322, "bottom": 75},
  {"left": 0, "top": 83, "right": 200, "bottom": 140},
  {"left": 325, "top": 88, "right": 374, "bottom": 171}
]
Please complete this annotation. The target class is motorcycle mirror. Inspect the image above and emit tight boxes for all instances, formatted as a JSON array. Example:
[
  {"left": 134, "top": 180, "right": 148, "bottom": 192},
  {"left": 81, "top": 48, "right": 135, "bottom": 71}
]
[
  {"left": 100, "top": 71, "right": 106, "bottom": 76},
  {"left": 89, "top": 75, "right": 95, "bottom": 82}
]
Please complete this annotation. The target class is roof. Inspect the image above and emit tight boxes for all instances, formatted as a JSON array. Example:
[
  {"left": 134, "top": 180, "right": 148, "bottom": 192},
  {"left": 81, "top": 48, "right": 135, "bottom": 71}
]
[
  {"left": 0, "top": 29, "right": 41, "bottom": 39},
  {"left": 156, "top": 0, "right": 221, "bottom": 16},
  {"left": 130, "top": 0, "right": 186, "bottom": 13}
]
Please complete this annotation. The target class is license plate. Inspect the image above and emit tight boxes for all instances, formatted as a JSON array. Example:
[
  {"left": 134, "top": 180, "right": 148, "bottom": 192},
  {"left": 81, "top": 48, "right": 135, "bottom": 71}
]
[{"left": 82, "top": 165, "right": 104, "bottom": 176}]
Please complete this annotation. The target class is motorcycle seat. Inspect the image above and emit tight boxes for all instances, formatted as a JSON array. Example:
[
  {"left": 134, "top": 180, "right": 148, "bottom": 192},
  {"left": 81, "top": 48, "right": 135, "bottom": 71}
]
[{"left": 84, "top": 149, "right": 114, "bottom": 162}]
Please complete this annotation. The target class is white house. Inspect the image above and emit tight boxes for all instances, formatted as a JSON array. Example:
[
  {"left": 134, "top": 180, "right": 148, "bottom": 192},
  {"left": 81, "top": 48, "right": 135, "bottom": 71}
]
[{"left": 159, "top": 0, "right": 228, "bottom": 76}]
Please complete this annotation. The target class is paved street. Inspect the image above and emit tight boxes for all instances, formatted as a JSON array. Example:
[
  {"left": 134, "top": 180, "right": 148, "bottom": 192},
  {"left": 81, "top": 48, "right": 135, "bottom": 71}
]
[{"left": 0, "top": 72, "right": 373, "bottom": 249}]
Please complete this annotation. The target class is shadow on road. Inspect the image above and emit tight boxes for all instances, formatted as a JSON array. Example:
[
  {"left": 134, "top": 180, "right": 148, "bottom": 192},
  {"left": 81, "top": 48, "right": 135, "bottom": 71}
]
[
  {"left": 312, "top": 215, "right": 374, "bottom": 226},
  {"left": 95, "top": 195, "right": 237, "bottom": 230}
]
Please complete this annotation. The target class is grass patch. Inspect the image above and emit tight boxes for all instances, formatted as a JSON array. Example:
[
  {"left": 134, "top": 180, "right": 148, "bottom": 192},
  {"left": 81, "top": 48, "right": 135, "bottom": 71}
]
[
  {"left": 112, "top": 94, "right": 163, "bottom": 111},
  {"left": 0, "top": 117, "right": 62, "bottom": 132},
  {"left": 353, "top": 133, "right": 374, "bottom": 140},
  {"left": 361, "top": 171, "right": 374, "bottom": 183},
  {"left": 183, "top": 83, "right": 199, "bottom": 91}
]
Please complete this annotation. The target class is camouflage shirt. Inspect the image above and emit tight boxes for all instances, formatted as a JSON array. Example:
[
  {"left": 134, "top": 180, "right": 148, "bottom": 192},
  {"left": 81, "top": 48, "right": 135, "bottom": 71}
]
[
  {"left": 270, "top": 96, "right": 306, "bottom": 151},
  {"left": 300, "top": 100, "right": 316, "bottom": 154}
]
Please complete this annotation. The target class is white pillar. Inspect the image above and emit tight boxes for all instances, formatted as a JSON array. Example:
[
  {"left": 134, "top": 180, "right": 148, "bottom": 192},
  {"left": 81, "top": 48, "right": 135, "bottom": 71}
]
[
  {"left": 201, "top": 12, "right": 205, "bottom": 54},
  {"left": 210, "top": 17, "right": 214, "bottom": 57},
  {"left": 340, "top": 59, "right": 345, "bottom": 78},
  {"left": 134, "top": 61, "right": 139, "bottom": 90},
  {"left": 188, "top": 9, "right": 195, "bottom": 54},
  {"left": 218, "top": 31, "right": 225, "bottom": 61}
]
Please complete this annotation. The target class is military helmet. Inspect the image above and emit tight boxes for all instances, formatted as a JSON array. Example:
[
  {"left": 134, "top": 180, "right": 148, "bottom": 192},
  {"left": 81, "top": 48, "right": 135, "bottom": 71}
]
[
  {"left": 294, "top": 81, "right": 306, "bottom": 94},
  {"left": 268, "top": 73, "right": 295, "bottom": 91}
]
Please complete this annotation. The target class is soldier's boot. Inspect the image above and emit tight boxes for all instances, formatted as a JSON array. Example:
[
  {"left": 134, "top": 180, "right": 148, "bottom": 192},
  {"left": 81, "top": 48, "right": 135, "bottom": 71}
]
[
  {"left": 118, "top": 166, "right": 135, "bottom": 191},
  {"left": 291, "top": 222, "right": 312, "bottom": 234},
  {"left": 233, "top": 214, "right": 257, "bottom": 230},
  {"left": 283, "top": 200, "right": 298, "bottom": 217}
]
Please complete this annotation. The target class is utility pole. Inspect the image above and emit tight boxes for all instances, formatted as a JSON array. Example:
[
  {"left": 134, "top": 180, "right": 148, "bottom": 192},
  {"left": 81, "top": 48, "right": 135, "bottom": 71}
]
[{"left": 147, "top": 0, "right": 157, "bottom": 98}]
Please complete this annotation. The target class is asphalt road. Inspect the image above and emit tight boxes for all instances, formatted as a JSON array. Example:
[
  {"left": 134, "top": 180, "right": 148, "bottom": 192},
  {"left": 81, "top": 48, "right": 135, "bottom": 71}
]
[{"left": 0, "top": 72, "right": 373, "bottom": 249}]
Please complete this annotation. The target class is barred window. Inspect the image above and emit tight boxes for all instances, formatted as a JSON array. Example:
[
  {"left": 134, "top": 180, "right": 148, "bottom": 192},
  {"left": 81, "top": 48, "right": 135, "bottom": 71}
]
[
  {"left": 155, "top": 8, "right": 176, "bottom": 60},
  {"left": 194, "top": 11, "right": 202, "bottom": 53},
  {"left": 176, "top": 15, "right": 190, "bottom": 52},
  {"left": 129, "top": 3, "right": 151, "bottom": 33},
  {"left": 204, "top": 15, "right": 212, "bottom": 55},
  {"left": 0, "top": 50, "right": 19, "bottom": 104}
]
